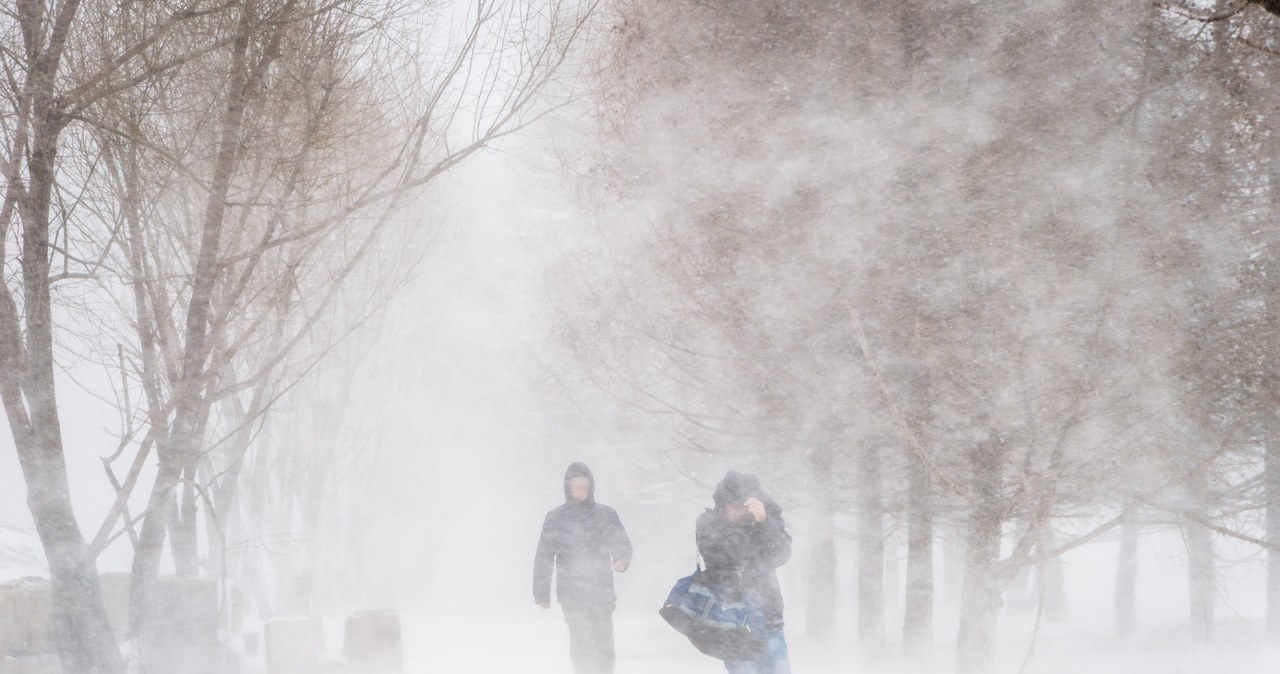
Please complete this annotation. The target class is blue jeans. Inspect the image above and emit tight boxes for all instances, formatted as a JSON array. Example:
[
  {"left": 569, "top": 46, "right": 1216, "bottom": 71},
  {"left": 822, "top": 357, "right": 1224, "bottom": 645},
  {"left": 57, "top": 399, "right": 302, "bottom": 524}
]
[{"left": 724, "top": 625, "right": 789, "bottom": 674}]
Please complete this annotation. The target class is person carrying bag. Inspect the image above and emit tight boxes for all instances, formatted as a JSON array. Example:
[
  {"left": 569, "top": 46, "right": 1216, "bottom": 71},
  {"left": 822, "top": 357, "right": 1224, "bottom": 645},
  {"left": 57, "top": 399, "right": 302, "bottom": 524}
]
[{"left": 660, "top": 471, "right": 793, "bottom": 674}]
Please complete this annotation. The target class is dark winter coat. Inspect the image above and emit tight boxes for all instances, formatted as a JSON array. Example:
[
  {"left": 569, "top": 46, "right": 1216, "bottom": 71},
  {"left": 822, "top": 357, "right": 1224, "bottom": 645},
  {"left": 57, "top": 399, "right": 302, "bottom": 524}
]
[
  {"left": 533, "top": 462, "right": 633, "bottom": 606},
  {"left": 695, "top": 471, "right": 792, "bottom": 623}
]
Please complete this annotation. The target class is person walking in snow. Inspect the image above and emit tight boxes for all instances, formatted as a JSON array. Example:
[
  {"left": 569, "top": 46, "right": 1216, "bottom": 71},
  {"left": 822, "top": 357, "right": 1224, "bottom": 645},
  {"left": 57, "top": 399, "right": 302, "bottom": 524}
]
[
  {"left": 696, "top": 470, "right": 793, "bottom": 674},
  {"left": 534, "top": 462, "right": 633, "bottom": 674}
]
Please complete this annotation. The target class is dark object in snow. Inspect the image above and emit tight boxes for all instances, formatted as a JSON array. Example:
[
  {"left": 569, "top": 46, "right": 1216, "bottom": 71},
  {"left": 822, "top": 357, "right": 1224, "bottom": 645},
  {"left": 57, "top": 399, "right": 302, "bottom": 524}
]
[
  {"left": 343, "top": 610, "right": 402, "bottom": 672},
  {"left": 659, "top": 568, "right": 768, "bottom": 661}
]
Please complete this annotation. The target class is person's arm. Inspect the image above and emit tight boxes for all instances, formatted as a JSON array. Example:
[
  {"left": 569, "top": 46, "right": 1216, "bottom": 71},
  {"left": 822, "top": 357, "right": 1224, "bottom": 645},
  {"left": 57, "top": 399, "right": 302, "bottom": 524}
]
[
  {"left": 533, "top": 512, "right": 557, "bottom": 607},
  {"left": 608, "top": 508, "right": 632, "bottom": 572},
  {"left": 753, "top": 501, "right": 792, "bottom": 568}
]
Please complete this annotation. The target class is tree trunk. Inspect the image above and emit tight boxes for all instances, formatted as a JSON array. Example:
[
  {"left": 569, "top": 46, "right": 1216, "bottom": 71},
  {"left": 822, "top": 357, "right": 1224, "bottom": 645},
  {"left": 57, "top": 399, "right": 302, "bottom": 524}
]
[
  {"left": 1183, "top": 460, "right": 1215, "bottom": 643},
  {"left": 128, "top": 455, "right": 183, "bottom": 638},
  {"left": 1040, "top": 524, "right": 1068, "bottom": 622},
  {"left": 1005, "top": 559, "right": 1034, "bottom": 615},
  {"left": 170, "top": 462, "right": 201, "bottom": 577},
  {"left": 903, "top": 441, "right": 934, "bottom": 666},
  {"left": 232, "top": 426, "right": 275, "bottom": 618},
  {"left": 897, "top": 1, "right": 926, "bottom": 69},
  {"left": 0, "top": 56, "right": 123, "bottom": 668},
  {"left": 1186, "top": 514, "right": 1215, "bottom": 643},
  {"left": 130, "top": 6, "right": 261, "bottom": 637},
  {"left": 807, "top": 447, "right": 837, "bottom": 642},
  {"left": 1115, "top": 506, "right": 1138, "bottom": 637},
  {"left": 956, "top": 437, "right": 1005, "bottom": 674},
  {"left": 5, "top": 167, "right": 122, "bottom": 668},
  {"left": 207, "top": 359, "right": 281, "bottom": 589},
  {"left": 943, "top": 526, "right": 965, "bottom": 609},
  {"left": 16, "top": 434, "right": 124, "bottom": 673},
  {"left": 856, "top": 441, "right": 885, "bottom": 647},
  {"left": 1267, "top": 440, "right": 1280, "bottom": 640},
  {"left": 885, "top": 528, "right": 901, "bottom": 628},
  {"left": 130, "top": 386, "right": 215, "bottom": 636},
  {"left": 282, "top": 433, "right": 332, "bottom": 616},
  {"left": 203, "top": 457, "right": 226, "bottom": 582}
]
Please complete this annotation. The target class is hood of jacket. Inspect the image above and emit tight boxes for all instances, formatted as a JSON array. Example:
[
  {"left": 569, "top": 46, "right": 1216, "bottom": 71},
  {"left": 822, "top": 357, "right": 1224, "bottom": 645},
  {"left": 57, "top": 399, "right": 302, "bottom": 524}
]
[
  {"left": 713, "top": 470, "right": 760, "bottom": 507},
  {"left": 563, "top": 462, "right": 595, "bottom": 504},
  {"left": 712, "top": 470, "right": 783, "bottom": 520}
]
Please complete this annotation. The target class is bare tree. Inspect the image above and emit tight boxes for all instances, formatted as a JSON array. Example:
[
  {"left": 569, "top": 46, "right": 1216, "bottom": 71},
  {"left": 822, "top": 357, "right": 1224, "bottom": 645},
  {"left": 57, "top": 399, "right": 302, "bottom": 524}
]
[
  {"left": 2, "top": 0, "right": 602, "bottom": 667},
  {"left": 79, "top": 0, "right": 603, "bottom": 645},
  {"left": 0, "top": 2, "right": 248, "bottom": 670}
]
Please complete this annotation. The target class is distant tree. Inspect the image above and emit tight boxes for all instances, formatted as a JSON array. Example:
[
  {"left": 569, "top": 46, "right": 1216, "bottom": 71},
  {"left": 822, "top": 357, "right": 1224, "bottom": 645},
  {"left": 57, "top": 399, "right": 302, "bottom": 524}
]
[{"left": 1154, "top": 0, "right": 1280, "bottom": 642}]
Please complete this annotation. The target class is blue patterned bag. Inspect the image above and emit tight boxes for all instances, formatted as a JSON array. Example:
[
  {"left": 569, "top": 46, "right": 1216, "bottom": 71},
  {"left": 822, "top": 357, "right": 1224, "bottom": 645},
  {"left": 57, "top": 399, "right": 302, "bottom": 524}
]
[{"left": 658, "top": 568, "right": 768, "bottom": 661}]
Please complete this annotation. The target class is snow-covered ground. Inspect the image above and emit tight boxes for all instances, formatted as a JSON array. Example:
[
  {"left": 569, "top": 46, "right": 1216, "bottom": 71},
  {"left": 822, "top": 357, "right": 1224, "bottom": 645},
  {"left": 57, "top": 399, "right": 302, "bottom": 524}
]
[
  {"left": 222, "top": 608, "right": 1280, "bottom": 674},
  {"left": 2, "top": 531, "right": 1278, "bottom": 673},
  {"left": 405, "top": 614, "right": 1280, "bottom": 673},
  {"left": 406, "top": 613, "right": 1280, "bottom": 674}
]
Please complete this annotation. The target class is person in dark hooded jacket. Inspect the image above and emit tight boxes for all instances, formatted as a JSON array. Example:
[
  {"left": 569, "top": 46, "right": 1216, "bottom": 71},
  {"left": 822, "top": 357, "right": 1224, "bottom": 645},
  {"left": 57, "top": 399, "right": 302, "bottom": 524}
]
[
  {"left": 696, "top": 470, "right": 792, "bottom": 674},
  {"left": 534, "top": 462, "right": 633, "bottom": 674}
]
